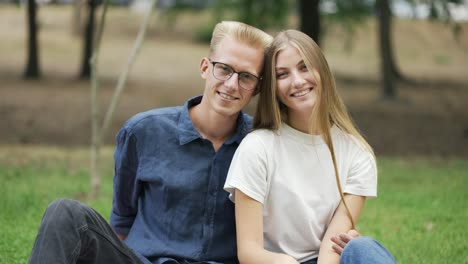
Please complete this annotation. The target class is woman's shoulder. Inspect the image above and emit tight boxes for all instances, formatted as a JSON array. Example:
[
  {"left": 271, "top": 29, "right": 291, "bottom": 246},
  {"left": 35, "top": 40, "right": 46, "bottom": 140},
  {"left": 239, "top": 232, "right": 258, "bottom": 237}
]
[
  {"left": 332, "top": 127, "right": 373, "bottom": 157},
  {"left": 247, "top": 128, "right": 279, "bottom": 141},
  {"left": 240, "top": 129, "right": 278, "bottom": 149}
]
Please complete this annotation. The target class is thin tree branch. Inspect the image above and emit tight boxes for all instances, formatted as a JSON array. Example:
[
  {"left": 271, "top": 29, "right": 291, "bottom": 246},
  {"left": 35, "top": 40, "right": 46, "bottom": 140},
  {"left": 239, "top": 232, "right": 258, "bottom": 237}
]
[
  {"left": 101, "top": 0, "right": 159, "bottom": 139},
  {"left": 90, "top": 0, "right": 111, "bottom": 199}
]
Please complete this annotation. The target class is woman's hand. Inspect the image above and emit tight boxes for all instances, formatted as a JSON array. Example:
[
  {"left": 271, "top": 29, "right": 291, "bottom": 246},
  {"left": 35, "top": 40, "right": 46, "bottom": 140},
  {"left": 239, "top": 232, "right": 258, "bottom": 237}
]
[{"left": 330, "top": 229, "right": 361, "bottom": 255}]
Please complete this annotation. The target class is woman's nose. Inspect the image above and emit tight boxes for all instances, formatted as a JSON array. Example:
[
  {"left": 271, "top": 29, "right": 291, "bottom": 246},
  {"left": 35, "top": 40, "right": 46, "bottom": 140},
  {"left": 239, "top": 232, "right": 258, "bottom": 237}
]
[{"left": 292, "top": 71, "right": 306, "bottom": 88}]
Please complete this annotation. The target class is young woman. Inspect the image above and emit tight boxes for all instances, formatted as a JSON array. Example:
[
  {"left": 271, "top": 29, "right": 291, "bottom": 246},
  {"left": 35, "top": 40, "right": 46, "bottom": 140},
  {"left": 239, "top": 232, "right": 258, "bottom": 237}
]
[{"left": 224, "top": 30, "right": 396, "bottom": 264}]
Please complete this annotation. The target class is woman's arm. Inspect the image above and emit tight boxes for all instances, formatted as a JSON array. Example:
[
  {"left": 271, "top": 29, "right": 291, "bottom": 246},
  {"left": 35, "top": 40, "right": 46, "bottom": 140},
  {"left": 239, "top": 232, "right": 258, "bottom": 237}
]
[
  {"left": 317, "top": 194, "right": 366, "bottom": 264},
  {"left": 235, "top": 189, "right": 299, "bottom": 264}
]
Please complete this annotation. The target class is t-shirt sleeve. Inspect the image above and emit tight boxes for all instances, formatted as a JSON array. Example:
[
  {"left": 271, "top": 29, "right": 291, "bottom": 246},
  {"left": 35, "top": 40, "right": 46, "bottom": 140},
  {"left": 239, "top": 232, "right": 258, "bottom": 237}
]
[
  {"left": 343, "top": 146, "right": 378, "bottom": 198},
  {"left": 224, "top": 133, "right": 269, "bottom": 204}
]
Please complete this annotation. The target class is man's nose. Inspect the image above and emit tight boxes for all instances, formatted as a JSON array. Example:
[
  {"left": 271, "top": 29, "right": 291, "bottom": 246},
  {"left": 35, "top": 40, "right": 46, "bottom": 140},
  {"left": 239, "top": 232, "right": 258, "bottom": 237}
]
[{"left": 224, "top": 73, "right": 239, "bottom": 90}]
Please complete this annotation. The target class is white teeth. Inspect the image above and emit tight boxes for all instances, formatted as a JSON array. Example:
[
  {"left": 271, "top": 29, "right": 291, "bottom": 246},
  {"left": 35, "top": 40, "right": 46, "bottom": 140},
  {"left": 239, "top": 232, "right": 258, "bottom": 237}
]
[
  {"left": 292, "top": 89, "right": 310, "bottom": 97},
  {"left": 219, "top": 92, "right": 236, "bottom": 100}
]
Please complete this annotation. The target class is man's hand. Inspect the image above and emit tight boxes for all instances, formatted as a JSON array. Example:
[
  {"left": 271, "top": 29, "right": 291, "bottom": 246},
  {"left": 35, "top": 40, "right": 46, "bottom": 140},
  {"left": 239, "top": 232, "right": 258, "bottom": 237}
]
[{"left": 330, "top": 229, "right": 361, "bottom": 255}]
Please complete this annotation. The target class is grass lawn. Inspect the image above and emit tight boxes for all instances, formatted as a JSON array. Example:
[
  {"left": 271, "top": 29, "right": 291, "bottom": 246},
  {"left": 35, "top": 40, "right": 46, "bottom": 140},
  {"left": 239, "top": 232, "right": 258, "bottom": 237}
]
[{"left": 0, "top": 146, "right": 467, "bottom": 263}]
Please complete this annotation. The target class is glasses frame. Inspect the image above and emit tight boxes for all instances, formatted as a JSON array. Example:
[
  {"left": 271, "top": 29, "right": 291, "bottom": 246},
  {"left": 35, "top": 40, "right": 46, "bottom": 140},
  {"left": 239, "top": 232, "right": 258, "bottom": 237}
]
[{"left": 208, "top": 59, "right": 261, "bottom": 91}]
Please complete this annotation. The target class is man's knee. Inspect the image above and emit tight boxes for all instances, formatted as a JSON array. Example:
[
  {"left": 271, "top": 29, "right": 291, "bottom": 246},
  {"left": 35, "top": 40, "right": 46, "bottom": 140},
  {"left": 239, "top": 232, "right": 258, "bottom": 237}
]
[
  {"left": 47, "top": 198, "right": 84, "bottom": 212},
  {"left": 43, "top": 198, "right": 85, "bottom": 226}
]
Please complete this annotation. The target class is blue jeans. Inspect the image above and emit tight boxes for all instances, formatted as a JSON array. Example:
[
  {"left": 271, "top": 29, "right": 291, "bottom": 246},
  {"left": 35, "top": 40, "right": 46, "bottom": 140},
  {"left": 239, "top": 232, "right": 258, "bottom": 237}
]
[
  {"left": 29, "top": 199, "right": 143, "bottom": 264},
  {"left": 301, "top": 236, "right": 396, "bottom": 264}
]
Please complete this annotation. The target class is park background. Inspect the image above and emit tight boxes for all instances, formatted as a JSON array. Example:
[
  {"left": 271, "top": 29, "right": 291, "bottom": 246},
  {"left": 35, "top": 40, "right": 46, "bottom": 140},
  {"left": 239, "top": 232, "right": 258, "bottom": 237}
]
[{"left": 0, "top": 0, "right": 467, "bottom": 263}]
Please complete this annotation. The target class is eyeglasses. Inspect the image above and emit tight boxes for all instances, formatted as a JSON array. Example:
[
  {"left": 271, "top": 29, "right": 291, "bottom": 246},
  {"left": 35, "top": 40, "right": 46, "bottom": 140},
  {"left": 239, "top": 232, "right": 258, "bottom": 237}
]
[{"left": 209, "top": 59, "right": 261, "bottom": 91}]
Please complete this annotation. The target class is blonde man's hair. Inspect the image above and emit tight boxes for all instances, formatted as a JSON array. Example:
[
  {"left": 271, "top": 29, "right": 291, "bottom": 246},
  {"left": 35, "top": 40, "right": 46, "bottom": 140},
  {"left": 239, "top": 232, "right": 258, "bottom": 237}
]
[
  {"left": 210, "top": 21, "right": 273, "bottom": 57},
  {"left": 254, "top": 29, "right": 375, "bottom": 229}
]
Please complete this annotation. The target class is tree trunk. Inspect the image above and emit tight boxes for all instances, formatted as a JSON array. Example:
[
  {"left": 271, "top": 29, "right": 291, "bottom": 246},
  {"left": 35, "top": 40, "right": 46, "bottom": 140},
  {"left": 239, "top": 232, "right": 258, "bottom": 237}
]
[
  {"left": 24, "top": 0, "right": 41, "bottom": 79},
  {"left": 376, "top": 0, "right": 396, "bottom": 99},
  {"left": 299, "top": 0, "right": 321, "bottom": 45},
  {"left": 80, "top": 0, "right": 96, "bottom": 79}
]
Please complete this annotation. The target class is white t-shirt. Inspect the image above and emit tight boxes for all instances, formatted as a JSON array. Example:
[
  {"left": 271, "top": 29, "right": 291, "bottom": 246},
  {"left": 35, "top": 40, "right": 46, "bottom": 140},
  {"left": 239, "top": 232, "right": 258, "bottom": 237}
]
[{"left": 224, "top": 123, "right": 377, "bottom": 262}]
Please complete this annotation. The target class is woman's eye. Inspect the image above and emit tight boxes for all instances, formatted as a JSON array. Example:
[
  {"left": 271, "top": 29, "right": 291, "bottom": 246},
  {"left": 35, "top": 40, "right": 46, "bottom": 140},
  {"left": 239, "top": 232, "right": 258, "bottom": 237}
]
[
  {"left": 300, "top": 64, "right": 308, "bottom": 71},
  {"left": 276, "top": 72, "right": 287, "bottom": 78}
]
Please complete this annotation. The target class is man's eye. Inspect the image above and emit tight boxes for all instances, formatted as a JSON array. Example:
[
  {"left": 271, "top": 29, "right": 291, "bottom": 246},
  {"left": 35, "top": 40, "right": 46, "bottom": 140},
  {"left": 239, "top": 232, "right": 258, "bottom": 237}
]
[
  {"left": 218, "top": 65, "right": 232, "bottom": 73},
  {"left": 241, "top": 73, "right": 255, "bottom": 81}
]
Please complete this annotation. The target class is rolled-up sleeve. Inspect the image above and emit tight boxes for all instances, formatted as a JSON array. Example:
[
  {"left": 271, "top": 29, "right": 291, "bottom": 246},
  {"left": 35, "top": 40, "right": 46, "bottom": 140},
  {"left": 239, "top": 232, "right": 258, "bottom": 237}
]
[{"left": 110, "top": 127, "right": 140, "bottom": 235}]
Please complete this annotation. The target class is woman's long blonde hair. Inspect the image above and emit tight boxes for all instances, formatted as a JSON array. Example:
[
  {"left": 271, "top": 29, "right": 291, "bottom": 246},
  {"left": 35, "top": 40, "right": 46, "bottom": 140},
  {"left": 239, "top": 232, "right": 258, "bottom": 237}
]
[{"left": 254, "top": 30, "right": 374, "bottom": 229}]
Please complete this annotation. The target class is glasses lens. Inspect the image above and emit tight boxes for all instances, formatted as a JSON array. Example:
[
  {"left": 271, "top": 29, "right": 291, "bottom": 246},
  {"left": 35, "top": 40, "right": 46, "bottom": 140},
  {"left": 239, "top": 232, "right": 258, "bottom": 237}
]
[
  {"left": 239, "top": 73, "right": 258, "bottom": 90},
  {"left": 213, "top": 63, "right": 233, "bottom": 80},
  {"left": 212, "top": 61, "right": 258, "bottom": 90}
]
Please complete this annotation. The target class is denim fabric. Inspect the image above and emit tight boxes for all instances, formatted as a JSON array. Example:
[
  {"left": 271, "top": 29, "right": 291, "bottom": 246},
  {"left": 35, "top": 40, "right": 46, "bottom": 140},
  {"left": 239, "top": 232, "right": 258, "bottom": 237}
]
[
  {"left": 299, "top": 236, "right": 395, "bottom": 264},
  {"left": 340, "top": 236, "right": 396, "bottom": 264},
  {"left": 110, "top": 96, "right": 251, "bottom": 264},
  {"left": 29, "top": 199, "right": 142, "bottom": 264}
]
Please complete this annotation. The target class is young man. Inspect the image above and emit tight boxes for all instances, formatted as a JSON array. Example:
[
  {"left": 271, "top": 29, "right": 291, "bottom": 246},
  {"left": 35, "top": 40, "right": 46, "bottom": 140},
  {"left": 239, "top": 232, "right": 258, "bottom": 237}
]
[{"left": 29, "top": 21, "right": 272, "bottom": 264}]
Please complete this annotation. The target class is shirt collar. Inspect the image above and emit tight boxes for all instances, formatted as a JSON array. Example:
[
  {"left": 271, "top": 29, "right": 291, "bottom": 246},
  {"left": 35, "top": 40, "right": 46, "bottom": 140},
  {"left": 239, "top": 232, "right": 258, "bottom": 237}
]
[
  {"left": 178, "top": 95, "right": 251, "bottom": 146},
  {"left": 224, "top": 112, "right": 250, "bottom": 145}
]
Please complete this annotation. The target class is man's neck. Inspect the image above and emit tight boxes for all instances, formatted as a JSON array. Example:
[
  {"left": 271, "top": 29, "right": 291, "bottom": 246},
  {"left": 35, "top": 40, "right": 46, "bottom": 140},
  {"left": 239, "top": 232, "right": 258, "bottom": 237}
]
[{"left": 189, "top": 103, "right": 239, "bottom": 152}]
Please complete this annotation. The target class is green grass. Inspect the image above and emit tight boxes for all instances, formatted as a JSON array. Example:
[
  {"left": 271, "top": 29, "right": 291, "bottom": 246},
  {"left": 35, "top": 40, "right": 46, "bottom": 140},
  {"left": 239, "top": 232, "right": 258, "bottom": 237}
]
[
  {"left": 359, "top": 159, "right": 468, "bottom": 263},
  {"left": 0, "top": 147, "right": 116, "bottom": 263},
  {"left": 0, "top": 148, "right": 467, "bottom": 263}
]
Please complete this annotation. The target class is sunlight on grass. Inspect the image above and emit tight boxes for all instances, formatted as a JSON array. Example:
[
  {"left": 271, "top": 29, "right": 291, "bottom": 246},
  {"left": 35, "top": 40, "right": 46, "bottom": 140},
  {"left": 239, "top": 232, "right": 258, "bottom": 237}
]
[{"left": 0, "top": 146, "right": 466, "bottom": 263}]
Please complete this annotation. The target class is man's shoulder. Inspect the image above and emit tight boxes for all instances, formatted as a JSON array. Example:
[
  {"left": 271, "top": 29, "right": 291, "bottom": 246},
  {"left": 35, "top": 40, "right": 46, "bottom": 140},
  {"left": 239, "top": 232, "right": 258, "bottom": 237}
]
[{"left": 122, "top": 105, "right": 182, "bottom": 132}]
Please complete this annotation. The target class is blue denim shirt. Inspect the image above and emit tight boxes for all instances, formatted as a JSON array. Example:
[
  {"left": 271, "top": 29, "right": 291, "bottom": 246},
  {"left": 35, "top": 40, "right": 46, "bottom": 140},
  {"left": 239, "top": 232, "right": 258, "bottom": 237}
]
[{"left": 110, "top": 96, "right": 251, "bottom": 264}]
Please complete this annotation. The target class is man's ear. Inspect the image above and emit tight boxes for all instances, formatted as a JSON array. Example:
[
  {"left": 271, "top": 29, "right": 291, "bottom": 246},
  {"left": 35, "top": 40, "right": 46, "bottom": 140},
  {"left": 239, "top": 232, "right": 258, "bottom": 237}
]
[
  {"left": 253, "top": 81, "right": 262, "bottom": 96},
  {"left": 200, "top": 57, "right": 209, "bottom": 79}
]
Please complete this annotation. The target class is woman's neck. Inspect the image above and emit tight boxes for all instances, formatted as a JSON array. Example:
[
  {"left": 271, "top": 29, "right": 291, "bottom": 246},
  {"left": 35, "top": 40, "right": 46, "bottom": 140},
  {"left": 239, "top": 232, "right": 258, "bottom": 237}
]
[{"left": 286, "top": 111, "right": 321, "bottom": 135}]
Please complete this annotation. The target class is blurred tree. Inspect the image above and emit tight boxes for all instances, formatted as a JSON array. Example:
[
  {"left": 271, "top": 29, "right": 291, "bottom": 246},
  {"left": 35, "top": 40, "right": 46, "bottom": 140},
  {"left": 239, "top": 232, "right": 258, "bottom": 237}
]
[
  {"left": 424, "top": 0, "right": 464, "bottom": 41},
  {"left": 375, "top": 0, "right": 463, "bottom": 100},
  {"left": 299, "top": 0, "right": 321, "bottom": 45},
  {"left": 80, "top": 0, "right": 99, "bottom": 79},
  {"left": 327, "top": 0, "right": 371, "bottom": 51},
  {"left": 376, "top": 0, "right": 396, "bottom": 99},
  {"left": 236, "top": 0, "right": 290, "bottom": 29},
  {"left": 89, "top": 0, "right": 158, "bottom": 198},
  {"left": 193, "top": 0, "right": 290, "bottom": 42},
  {"left": 24, "top": 0, "right": 41, "bottom": 79}
]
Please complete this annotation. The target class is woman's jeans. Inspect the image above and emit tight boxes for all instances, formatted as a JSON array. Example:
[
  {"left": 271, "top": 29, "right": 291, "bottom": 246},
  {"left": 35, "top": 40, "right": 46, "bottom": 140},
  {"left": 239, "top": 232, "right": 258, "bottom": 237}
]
[
  {"left": 29, "top": 199, "right": 143, "bottom": 264},
  {"left": 302, "top": 237, "right": 396, "bottom": 264}
]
